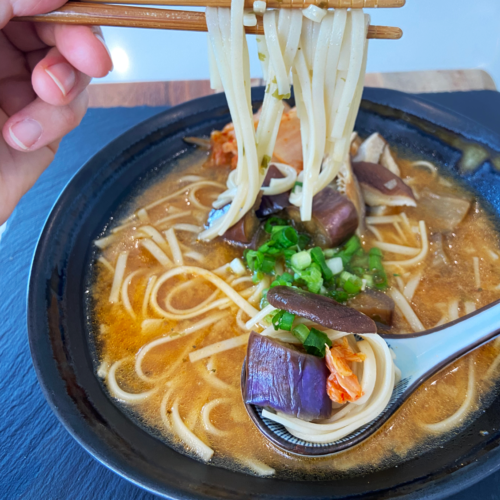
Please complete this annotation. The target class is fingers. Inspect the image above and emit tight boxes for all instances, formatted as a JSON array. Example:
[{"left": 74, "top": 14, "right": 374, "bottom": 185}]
[
  {"left": 2, "top": 89, "right": 89, "bottom": 152},
  {"left": 32, "top": 47, "right": 91, "bottom": 106},
  {"left": 36, "top": 24, "right": 112, "bottom": 78}
]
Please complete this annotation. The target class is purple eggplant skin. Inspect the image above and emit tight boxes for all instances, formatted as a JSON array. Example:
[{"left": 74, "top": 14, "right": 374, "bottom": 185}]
[
  {"left": 245, "top": 332, "right": 332, "bottom": 421},
  {"left": 267, "top": 286, "right": 376, "bottom": 334},
  {"left": 256, "top": 164, "right": 291, "bottom": 218},
  {"left": 287, "top": 187, "right": 358, "bottom": 248}
]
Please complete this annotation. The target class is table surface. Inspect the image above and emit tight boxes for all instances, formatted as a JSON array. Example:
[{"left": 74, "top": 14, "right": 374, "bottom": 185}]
[
  {"left": 3, "top": 69, "right": 500, "bottom": 500},
  {"left": 87, "top": 69, "right": 497, "bottom": 108}
]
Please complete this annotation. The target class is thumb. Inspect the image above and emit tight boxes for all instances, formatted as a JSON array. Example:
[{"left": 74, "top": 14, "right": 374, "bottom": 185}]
[{"left": 1, "top": 0, "right": 68, "bottom": 28}]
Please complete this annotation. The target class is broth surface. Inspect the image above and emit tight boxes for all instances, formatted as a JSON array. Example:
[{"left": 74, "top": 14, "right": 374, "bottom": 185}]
[{"left": 90, "top": 148, "right": 500, "bottom": 479}]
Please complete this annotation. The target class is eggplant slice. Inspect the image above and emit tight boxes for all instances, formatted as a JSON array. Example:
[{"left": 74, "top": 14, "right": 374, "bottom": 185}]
[
  {"left": 267, "top": 286, "right": 376, "bottom": 334},
  {"left": 287, "top": 187, "right": 358, "bottom": 248},
  {"left": 245, "top": 332, "right": 332, "bottom": 421}
]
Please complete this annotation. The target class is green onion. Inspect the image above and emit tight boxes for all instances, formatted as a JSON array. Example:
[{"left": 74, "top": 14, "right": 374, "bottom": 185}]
[
  {"left": 272, "top": 89, "right": 291, "bottom": 100},
  {"left": 245, "top": 250, "right": 262, "bottom": 271},
  {"left": 310, "top": 247, "right": 334, "bottom": 281},
  {"left": 264, "top": 217, "right": 288, "bottom": 234},
  {"left": 324, "top": 248, "right": 338, "bottom": 258},
  {"left": 271, "top": 227, "right": 298, "bottom": 248},
  {"left": 271, "top": 310, "right": 295, "bottom": 331},
  {"left": 297, "top": 233, "right": 311, "bottom": 250},
  {"left": 292, "top": 324, "right": 310, "bottom": 343},
  {"left": 363, "top": 274, "right": 374, "bottom": 288},
  {"left": 330, "top": 289, "right": 349, "bottom": 303},
  {"left": 326, "top": 257, "right": 343, "bottom": 275},
  {"left": 369, "top": 247, "right": 388, "bottom": 290},
  {"left": 293, "top": 181, "right": 303, "bottom": 193},
  {"left": 340, "top": 271, "right": 363, "bottom": 295},
  {"left": 291, "top": 250, "right": 311, "bottom": 270},
  {"left": 303, "top": 328, "right": 332, "bottom": 357},
  {"left": 293, "top": 263, "right": 323, "bottom": 293},
  {"left": 261, "top": 154, "right": 271, "bottom": 172}
]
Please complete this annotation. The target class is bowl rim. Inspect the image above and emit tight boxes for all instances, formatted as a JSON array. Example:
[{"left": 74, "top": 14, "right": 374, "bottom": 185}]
[{"left": 27, "top": 86, "right": 500, "bottom": 500}]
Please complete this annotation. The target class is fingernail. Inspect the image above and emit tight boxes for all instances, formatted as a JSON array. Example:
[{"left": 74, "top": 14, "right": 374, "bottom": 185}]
[
  {"left": 9, "top": 119, "right": 43, "bottom": 151},
  {"left": 95, "top": 33, "right": 114, "bottom": 72},
  {"left": 45, "top": 62, "right": 76, "bottom": 97}
]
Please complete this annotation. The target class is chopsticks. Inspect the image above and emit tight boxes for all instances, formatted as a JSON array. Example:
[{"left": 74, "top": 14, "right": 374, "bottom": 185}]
[
  {"left": 71, "top": 0, "right": 406, "bottom": 6},
  {"left": 13, "top": 2, "right": 403, "bottom": 39}
]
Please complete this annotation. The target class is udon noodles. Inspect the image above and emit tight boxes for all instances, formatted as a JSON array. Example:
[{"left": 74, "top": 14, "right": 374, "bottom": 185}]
[{"left": 90, "top": 0, "right": 500, "bottom": 479}]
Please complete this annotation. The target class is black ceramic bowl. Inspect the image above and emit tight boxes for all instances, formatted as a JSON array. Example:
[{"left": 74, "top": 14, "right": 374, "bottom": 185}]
[{"left": 28, "top": 87, "right": 500, "bottom": 499}]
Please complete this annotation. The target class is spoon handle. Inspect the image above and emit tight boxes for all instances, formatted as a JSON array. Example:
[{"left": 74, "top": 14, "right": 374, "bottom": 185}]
[{"left": 387, "top": 299, "right": 500, "bottom": 385}]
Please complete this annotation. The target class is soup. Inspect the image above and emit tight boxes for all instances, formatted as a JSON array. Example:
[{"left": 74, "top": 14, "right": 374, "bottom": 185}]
[
  {"left": 89, "top": 0, "right": 500, "bottom": 480},
  {"left": 90, "top": 126, "right": 500, "bottom": 478}
]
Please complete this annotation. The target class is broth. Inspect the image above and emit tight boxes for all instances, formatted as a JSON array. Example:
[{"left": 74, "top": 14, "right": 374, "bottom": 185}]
[{"left": 90, "top": 149, "right": 500, "bottom": 479}]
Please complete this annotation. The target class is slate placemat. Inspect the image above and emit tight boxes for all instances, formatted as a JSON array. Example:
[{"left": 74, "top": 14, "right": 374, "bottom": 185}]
[{"left": 1, "top": 92, "right": 500, "bottom": 500}]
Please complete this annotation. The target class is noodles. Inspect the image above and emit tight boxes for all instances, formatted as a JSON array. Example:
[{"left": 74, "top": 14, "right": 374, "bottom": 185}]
[
  {"left": 142, "top": 275, "right": 157, "bottom": 317},
  {"left": 172, "top": 223, "right": 202, "bottom": 233},
  {"left": 464, "top": 301, "right": 476, "bottom": 315},
  {"left": 136, "top": 312, "right": 228, "bottom": 382},
  {"left": 262, "top": 333, "right": 395, "bottom": 443},
  {"left": 143, "top": 181, "right": 224, "bottom": 212},
  {"left": 422, "top": 358, "right": 475, "bottom": 433},
  {"left": 165, "top": 279, "right": 219, "bottom": 315},
  {"left": 156, "top": 211, "right": 192, "bottom": 226},
  {"left": 97, "top": 256, "right": 114, "bottom": 273},
  {"left": 95, "top": 234, "right": 117, "bottom": 249},
  {"left": 473, "top": 256, "right": 481, "bottom": 289},
  {"left": 384, "top": 221, "right": 428, "bottom": 268},
  {"left": 240, "top": 457, "right": 275, "bottom": 477},
  {"left": 365, "top": 215, "right": 402, "bottom": 225},
  {"left": 107, "top": 358, "right": 158, "bottom": 403},
  {"left": 139, "top": 225, "right": 169, "bottom": 252},
  {"left": 164, "top": 228, "right": 184, "bottom": 266},
  {"left": 403, "top": 270, "right": 422, "bottom": 301},
  {"left": 374, "top": 241, "right": 420, "bottom": 256},
  {"left": 390, "top": 288, "right": 424, "bottom": 332},
  {"left": 109, "top": 251, "right": 128, "bottom": 303},
  {"left": 189, "top": 333, "right": 250, "bottom": 363},
  {"left": 170, "top": 400, "right": 214, "bottom": 462},
  {"left": 245, "top": 303, "right": 276, "bottom": 329},
  {"left": 150, "top": 266, "right": 259, "bottom": 320},
  {"left": 448, "top": 299, "right": 459, "bottom": 321},
  {"left": 202, "top": 398, "right": 231, "bottom": 436},
  {"left": 121, "top": 270, "right": 141, "bottom": 319},
  {"left": 140, "top": 239, "right": 173, "bottom": 268},
  {"left": 203, "top": 5, "right": 368, "bottom": 234}
]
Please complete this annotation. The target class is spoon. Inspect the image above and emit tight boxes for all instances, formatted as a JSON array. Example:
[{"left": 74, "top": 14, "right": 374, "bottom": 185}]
[{"left": 241, "top": 299, "right": 500, "bottom": 456}]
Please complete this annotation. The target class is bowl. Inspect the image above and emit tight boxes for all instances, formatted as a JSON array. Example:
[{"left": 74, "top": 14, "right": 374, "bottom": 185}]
[{"left": 28, "top": 87, "right": 500, "bottom": 499}]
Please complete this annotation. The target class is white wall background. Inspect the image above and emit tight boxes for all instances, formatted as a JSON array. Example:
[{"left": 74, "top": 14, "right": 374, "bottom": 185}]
[{"left": 96, "top": 0, "right": 500, "bottom": 87}]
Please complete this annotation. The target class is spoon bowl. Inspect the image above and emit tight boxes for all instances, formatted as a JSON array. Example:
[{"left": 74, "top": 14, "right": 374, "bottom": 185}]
[{"left": 242, "top": 299, "right": 500, "bottom": 456}]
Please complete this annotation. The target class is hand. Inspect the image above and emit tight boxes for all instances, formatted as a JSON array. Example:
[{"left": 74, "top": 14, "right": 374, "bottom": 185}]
[{"left": 0, "top": 0, "right": 113, "bottom": 224}]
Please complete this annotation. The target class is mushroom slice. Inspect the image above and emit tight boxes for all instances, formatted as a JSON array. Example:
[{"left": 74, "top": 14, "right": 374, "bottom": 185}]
[
  {"left": 337, "top": 156, "right": 366, "bottom": 234},
  {"left": 256, "top": 164, "right": 291, "bottom": 217},
  {"left": 348, "top": 289, "right": 395, "bottom": 327},
  {"left": 352, "top": 161, "right": 416, "bottom": 207},
  {"left": 267, "top": 286, "right": 376, "bottom": 334},
  {"left": 380, "top": 144, "right": 401, "bottom": 177},
  {"left": 353, "top": 132, "right": 387, "bottom": 164},
  {"left": 350, "top": 132, "right": 362, "bottom": 157},
  {"left": 287, "top": 187, "right": 358, "bottom": 248}
]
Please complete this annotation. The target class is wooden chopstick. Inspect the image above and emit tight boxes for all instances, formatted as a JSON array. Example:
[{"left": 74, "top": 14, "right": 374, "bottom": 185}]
[
  {"left": 72, "top": 0, "right": 406, "bottom": 7},
  {"left": 13, "top": 2, "right": 403, "bottom": 39}
]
